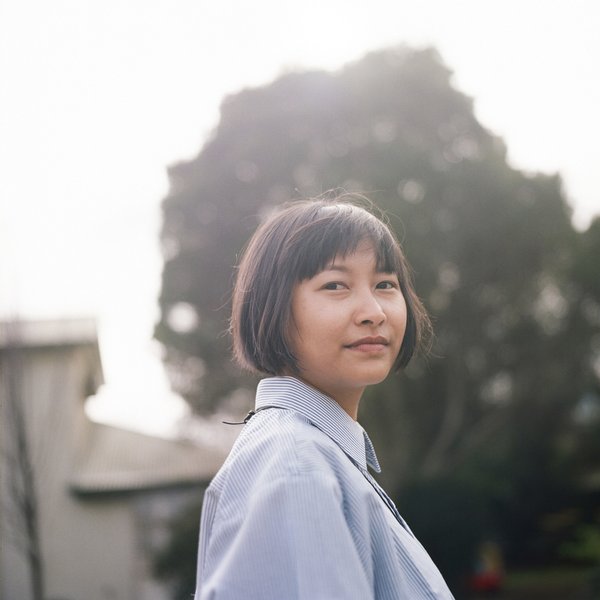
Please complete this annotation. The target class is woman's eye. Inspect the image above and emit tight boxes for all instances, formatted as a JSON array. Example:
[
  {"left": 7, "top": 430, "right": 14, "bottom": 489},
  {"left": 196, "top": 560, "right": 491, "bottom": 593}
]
[
  {"left": 376, "top": 280, "right": 399, "bottom": 290},
  {"left": 322, "top": 282, "right": 346, "bottom": 290}
]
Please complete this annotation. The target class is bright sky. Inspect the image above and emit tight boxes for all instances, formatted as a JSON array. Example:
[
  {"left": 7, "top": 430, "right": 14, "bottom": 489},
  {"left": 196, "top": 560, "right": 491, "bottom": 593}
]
[{"left": 1, "top": 0, "right": 598, "bottom": 436}]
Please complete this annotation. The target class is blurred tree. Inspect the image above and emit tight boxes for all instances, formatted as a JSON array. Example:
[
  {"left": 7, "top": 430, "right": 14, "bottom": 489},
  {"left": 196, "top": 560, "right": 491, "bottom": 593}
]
[
  {"left": 156, "top": 45, "right": 514, "bottom": 416},
  {"left": 154, "top": 46, "right": 599, "bottom": 592},
  {"left": 154, "top": 496, "right": 202, "bottom": 600}
]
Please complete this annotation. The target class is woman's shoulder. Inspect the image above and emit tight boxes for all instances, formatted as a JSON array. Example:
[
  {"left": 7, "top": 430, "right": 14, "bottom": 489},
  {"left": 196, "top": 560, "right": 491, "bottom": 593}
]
[{"left": 215, "top": 407, "right": 347, "bottom": 489}]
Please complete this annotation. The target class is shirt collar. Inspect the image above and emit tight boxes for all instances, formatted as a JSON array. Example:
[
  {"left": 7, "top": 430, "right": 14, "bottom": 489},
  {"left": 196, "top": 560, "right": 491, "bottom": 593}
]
[{"left": 255, "top": 376, "right": 381, "bottom": 473}]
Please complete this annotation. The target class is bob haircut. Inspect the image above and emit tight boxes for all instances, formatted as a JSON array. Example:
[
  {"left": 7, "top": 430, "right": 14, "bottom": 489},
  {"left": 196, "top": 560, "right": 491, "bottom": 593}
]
[{"left": 231, "top": 198, "right": 431, "bottom": 376}]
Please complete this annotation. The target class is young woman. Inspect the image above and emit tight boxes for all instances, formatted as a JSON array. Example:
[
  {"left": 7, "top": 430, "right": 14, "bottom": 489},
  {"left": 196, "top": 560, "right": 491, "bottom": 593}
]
[{"left": 194, "top": 199, "right": 454, "bottom": 599}]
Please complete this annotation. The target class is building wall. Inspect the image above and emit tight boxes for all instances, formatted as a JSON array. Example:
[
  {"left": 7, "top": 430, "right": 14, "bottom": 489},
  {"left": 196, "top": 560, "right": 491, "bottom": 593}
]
[
  {"left": 0, "top": 340, "right": 139, "bottom": 600},
  {"left": 1, "top": 327, "right": 209, "bottom": 600},
  {"left": 0, "top": 543, "right": 32, "bottom": 600},
  {"left": 46, "top": 494, "right": 136, "bottom": 600},
  {"left": 30, "top": 347, "right": 136, "bottom": 600}
]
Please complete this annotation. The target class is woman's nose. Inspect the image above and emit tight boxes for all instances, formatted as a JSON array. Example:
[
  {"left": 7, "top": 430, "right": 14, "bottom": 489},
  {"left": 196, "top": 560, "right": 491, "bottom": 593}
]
[{"left": 354, "top": 290, "right": 386, "bottom": 325}]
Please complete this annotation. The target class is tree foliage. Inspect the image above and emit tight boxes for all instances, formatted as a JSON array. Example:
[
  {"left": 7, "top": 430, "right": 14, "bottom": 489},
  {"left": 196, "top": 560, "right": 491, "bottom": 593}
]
[
  {"left": 155, "top": 47, "right": 600, "bottom": 584},
  {"left": 153, "top": 496, "right": 202, "bottom": 600}
]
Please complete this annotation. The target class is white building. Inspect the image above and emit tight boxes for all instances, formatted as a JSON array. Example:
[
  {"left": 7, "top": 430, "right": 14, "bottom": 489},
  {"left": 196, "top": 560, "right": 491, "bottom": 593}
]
[{"left": 0, "top": 318, "right": 228, "bottom": 600}]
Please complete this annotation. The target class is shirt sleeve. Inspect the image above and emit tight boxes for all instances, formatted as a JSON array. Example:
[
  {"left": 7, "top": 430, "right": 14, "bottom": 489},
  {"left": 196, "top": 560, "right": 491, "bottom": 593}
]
[{"left": 196, "top": 470, "right": 373, "bottom": 600}]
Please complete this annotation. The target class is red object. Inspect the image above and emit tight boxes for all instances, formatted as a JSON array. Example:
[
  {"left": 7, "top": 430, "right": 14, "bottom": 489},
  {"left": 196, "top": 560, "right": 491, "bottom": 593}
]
[
  {"left": 468, "top": 542, "right": 504, "bottom": 592},
  {"left": 469, "top": 571, "right": 502, "bottom": 592}
]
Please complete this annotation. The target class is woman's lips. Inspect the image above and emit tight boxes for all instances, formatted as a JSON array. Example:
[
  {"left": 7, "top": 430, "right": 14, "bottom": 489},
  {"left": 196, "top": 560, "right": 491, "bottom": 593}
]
[
  {"left": 345, "top": 336, "right": 389, "bottom": 352},
  {"left": 348, "top": 343, "right": 387, "bottom": 353}
]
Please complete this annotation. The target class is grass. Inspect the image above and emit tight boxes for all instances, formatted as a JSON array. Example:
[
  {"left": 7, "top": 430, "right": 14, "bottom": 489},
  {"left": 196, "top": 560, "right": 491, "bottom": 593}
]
[{"left": 498, "top": 566, "right": 599, "bottom": 600}]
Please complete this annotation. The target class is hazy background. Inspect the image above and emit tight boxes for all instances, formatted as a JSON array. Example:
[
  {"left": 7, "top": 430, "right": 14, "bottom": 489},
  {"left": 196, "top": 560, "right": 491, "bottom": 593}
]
[{"left": 1, "top": 0, "right": 598, "bottom": 436}]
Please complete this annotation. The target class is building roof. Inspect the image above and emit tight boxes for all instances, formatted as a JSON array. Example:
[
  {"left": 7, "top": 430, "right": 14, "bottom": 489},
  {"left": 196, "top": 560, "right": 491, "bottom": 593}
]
[
  {"left": 71, "top": 422, "right": 228, "bottom": 494},
  {"left": 0, "top": 317, "right": 104, "bottom": 394},
  {"left": 0, "top": 318, "right": 99, "bottom": 349}
]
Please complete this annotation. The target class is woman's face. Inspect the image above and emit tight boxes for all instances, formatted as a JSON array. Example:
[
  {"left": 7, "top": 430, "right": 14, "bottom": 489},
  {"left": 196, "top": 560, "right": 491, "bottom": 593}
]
[{"left": 288, "top": 240, "right": 407, "bottom": 418}]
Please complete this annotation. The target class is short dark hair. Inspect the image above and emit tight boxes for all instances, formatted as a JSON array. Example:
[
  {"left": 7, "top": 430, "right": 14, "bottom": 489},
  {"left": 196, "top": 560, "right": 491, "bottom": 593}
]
[{"left": 231, "top": 198, "right": 431, "bottom": 375}]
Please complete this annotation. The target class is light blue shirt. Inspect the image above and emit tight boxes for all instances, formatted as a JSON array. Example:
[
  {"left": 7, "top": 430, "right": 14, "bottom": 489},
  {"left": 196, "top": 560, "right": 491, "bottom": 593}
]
[{"left": 195, "top": 376, "right": 454, "bottom": 599}]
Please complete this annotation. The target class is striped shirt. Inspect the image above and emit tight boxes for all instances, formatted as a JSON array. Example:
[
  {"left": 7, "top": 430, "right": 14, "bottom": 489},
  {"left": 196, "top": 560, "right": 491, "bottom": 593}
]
[{"left": 195, "top": 376, "right": 454, "bottom": 599}]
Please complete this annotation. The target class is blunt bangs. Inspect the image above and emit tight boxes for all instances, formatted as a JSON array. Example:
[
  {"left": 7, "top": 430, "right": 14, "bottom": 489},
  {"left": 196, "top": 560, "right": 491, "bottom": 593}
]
[
  {"left": 231, "top": 198, "right": 430, "bottom": 376},
  {"left": 283, "top": 203, "right": 404, "bottom": 282}
]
